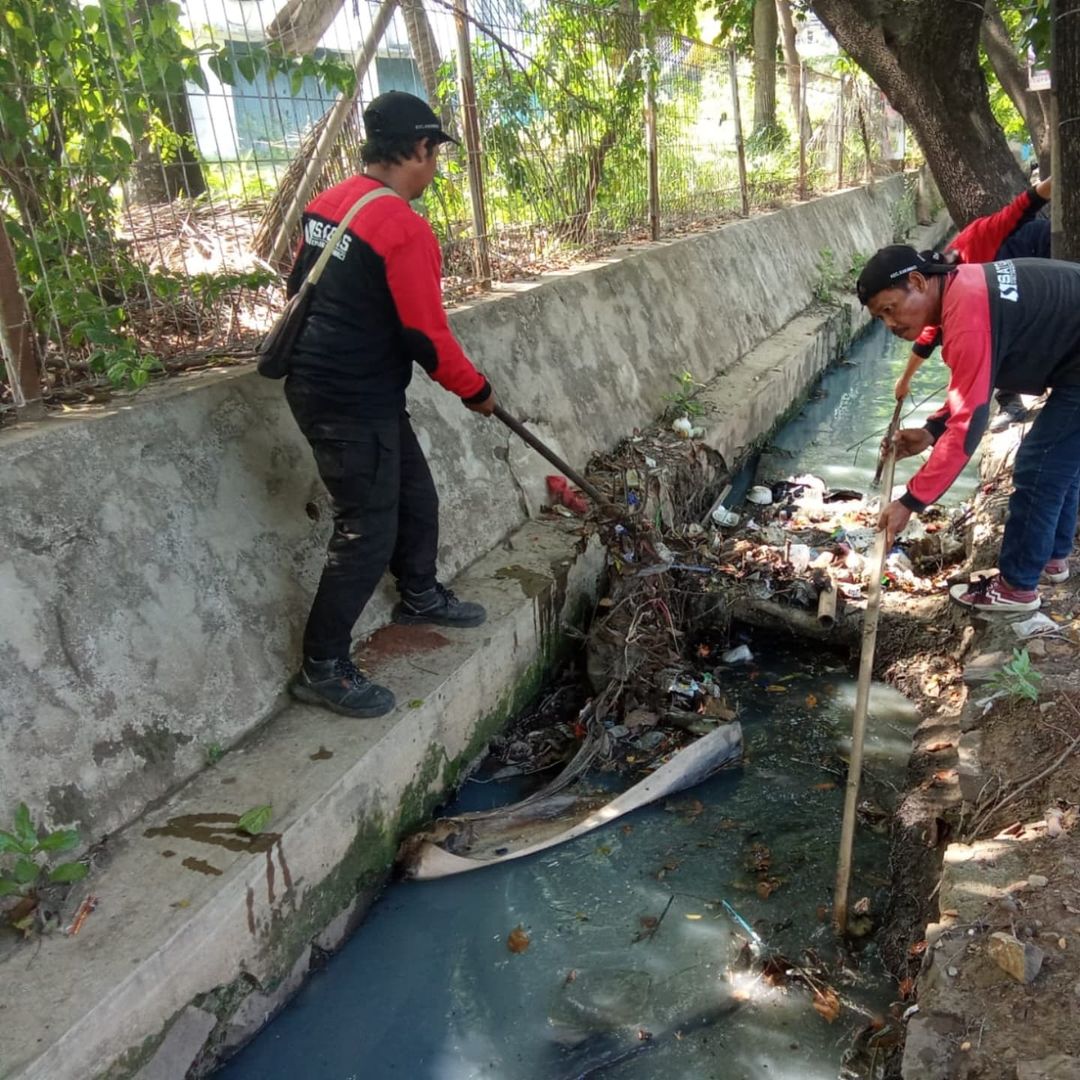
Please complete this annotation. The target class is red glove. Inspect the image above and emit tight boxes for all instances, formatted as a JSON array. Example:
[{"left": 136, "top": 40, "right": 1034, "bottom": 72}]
[{"left": 546, "top": 475, "right": 589, "bottom": 516}]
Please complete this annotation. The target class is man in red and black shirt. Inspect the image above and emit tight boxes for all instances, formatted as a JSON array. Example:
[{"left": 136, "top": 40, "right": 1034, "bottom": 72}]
[
  {"left": 283, "top": 91, "right": 496, "bottom": 717},
  {"left": 858, "top": 245, "right": 1080, "bottom": 613},
  {"left": 893, "top": 177, "right": 1052, "bottom": 430}
]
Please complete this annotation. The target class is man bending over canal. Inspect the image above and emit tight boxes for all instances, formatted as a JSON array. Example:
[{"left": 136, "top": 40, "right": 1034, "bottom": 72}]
[{"left": 857, "top": 245, "right": 1080, "bottom": 613}]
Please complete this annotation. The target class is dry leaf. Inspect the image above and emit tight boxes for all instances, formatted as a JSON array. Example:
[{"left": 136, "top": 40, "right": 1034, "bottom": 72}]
[
  {"left": 813, "top": 782, "right": 837, "bottom": 792},
  {"left": 812, "top": 988, "right": 841, "bottom": 1023},
  {"left": 507, "top": 925, "right": 531, "bottom": 954},
  {"left": 805, "top": 693, "right": 818, "bottom": 708},
  {"left": 925, "top": 741, "right": 955, "bottom": 753},
  {"left": 685, "top": 913, "right": 703, "bottom": 921},
  {"left": 898, "top": 976, "right": 915, "bottom": 999},
  {"left": 766, "top": 684, "right": 789, "bottom": 694}
]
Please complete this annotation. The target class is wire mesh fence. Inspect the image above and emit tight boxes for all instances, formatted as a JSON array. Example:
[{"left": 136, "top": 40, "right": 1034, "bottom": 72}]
[{"left": 0, "top": 0, "right": 902, "bottom": 418}]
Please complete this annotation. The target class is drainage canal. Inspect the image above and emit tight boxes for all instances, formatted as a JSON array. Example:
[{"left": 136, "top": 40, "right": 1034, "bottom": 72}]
[{"left": 219, "top": 322, "right": 978, "bottom": 1079}]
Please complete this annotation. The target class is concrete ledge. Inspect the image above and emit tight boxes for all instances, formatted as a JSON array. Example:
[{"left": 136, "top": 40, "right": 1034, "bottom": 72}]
[
  {"left": 2, "top": 517, "right": 602, "bottom": 1080},
  {"left": 0, "top": 176, "right": 924, "bottom": 839}
]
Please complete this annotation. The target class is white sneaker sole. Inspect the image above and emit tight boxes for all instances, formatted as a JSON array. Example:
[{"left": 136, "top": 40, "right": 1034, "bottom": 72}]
[
  {"left": 1042, "top": 569, "right": 1070, "bottom": 584},
  {"left": 948, "top": 582, "right": 1040, "bottom": 612}
]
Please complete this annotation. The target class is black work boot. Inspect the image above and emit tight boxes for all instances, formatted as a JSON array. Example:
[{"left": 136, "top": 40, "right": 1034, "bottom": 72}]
[
  {"left": 291, "top": 657, "right": 396, "bottom": 718},
  {"left": 393, "top": 583, "right": 486, "bottom": 628},
  {"left": 989, "top": 398, "right": 1030, "bottom": 433}
]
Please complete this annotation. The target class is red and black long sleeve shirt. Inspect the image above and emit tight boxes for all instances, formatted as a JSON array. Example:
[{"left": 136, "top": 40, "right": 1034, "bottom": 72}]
[
  {"left": 911, "top": 185, "right": 1049, "bottom": 360},
  {"left": 902, "top": 259, "right": 1080, "bottom": 512},
  {"left": 284, "top": 175, "right": 490, "bottom": 423}
]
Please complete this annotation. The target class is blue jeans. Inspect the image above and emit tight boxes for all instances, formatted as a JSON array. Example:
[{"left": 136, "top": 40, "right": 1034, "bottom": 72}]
[{"left": 999, "top": 385, "right": 1080, "bottom": 590}]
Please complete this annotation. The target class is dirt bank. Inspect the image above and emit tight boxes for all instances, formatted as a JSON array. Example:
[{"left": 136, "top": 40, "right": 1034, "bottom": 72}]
[{"left": 883, "top": 416, "right": 1080, "bottom": 1080}]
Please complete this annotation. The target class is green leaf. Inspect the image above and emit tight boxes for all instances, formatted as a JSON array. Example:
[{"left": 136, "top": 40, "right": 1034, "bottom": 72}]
[
  {"left": 12, "top": 857, "right": 39, "bottom": 884},
  {"left": 0, "top": 877, "right": 22, "bottom": 896},
  {"left": 0, "top": 829, "right": 27, "bottom": 854},
  {"left": 48, "top": 861, "right": 89, "bottom": 884},
  {"left": 236, "top": 805, "right": 272, "bottom": 836},
  {"left": 37, "top": 829, "right": 79, "bottom": 854},
  {"left": 187, "top": 61, "right": 209, "bottom": 95},
  {"left": 14, "top": 803, "right": 36, "bottom": 848}
]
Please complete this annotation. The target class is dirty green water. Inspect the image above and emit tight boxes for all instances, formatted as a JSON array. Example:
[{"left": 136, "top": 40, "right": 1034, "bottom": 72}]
[
  {"left": 759, "top": 319, "right": 980, "bottom": 504},
  {"left": 218, "top": 326, "right": 936, "bottom": 1080}
]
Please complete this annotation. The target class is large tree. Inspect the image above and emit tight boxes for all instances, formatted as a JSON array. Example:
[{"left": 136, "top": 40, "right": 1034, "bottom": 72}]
[
  {"left": 1053, "top": 0, "right": 1080, "bottom": 260},
  {"left": 752, "top": 0, "right": 779, "bottom": 139},
  {"left": 981, "top": 0, "right": 1051, "bottom": 178},
  {"left": 810, "top": 0, "right": 1026, "bottom": 225}
]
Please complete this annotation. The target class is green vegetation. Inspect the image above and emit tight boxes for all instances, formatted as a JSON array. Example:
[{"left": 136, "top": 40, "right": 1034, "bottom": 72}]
[
  {"left": 663, "top": 370, "right": 706, "bottom": 419},
  {"left": 0, "top": 803, "right": 87, "bottom": 934},
  {"left": 990, "top": 647, "right": 1043, "bottom": 703}
]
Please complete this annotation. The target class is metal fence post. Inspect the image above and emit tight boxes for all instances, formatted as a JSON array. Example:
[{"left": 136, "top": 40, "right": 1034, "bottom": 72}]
[
  {"left": 644, "top": 34, "right": 660, "bottom": 241},
  {"left": 0, "top": 223, "right": 44, "bottom": 420},
  {"left": 454, "top": 0, "right": 492, "bottom": 287},
  {"left": 836, "top": 74, "right": 846, "bottom": 190},
  {"left": 798, "top": 63, "right": 808, "bottom": 200},
  {"left": 728, "top": 49, "right": 749, "bottom": 217}
]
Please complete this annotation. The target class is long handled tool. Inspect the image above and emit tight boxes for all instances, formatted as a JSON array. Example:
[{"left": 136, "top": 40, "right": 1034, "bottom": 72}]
[
  {"left": 493, "top": 403, "right": 615, "bottom": 512},
  {"left": 833, "top": 400, "right": 903, "bottom": 934}
]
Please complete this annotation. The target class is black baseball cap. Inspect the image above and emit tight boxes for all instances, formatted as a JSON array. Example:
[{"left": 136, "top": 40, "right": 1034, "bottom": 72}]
[
  {"left": 362, "top": 90, "right": 459, "bottom": 146},
  {"left": 856, "top": 244, "right": 954, "bottom": 305}
]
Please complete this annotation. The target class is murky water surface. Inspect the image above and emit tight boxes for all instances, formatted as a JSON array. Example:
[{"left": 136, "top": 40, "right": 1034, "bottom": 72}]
[
  {"left": 220, "top": 651, "right": 916, "bottom": 1080},
  {"left": 760, "top": 319, "right": 980, "bottom": 504}
]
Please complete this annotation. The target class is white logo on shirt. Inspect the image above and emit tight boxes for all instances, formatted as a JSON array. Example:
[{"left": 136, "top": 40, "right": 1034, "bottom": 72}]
[
  {"left": 304, "top": 218, "right": 353, "bottom": 261},
  {"left": 994, "top": 260, "right": 1019, "bottom": 303}
]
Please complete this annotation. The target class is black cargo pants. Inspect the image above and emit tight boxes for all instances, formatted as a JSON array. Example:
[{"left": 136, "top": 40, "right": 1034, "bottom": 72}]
[{"left": 297, "top": 413, "right": 439, "bottom": 660}]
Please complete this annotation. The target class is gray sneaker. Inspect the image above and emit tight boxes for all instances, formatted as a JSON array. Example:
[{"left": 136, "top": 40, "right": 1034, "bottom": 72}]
[
  {"left": 291, "top": 658, "right": 396, "bottom": 718},
  {"left": 394, "top": 583, "right": 486, "bottom": 628}
]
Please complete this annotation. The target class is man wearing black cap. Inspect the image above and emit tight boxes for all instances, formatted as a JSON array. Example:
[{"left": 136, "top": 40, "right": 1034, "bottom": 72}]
[
  {"left": 857, "top": 244, "right": 1080, "bottom": 613},
  {"left": 283, "top": 91, "right": 497, "bottom": 717}
]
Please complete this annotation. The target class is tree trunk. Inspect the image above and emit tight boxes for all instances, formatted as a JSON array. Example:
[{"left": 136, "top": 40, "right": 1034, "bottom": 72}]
[
  {"left": 811, "top": 0, "right": 1026, "bottom": 226},
  {"left": 776, "top": 0, "right": 809, "bottom": 132},
  {"left": 752, "top": 0, "right": 778, "bottom": 138},
  {"left": 981, "top": 0, "right": 1051, "bottom": 177},
  {"left": 265, "top": 0, "right": 343, "bottom": 54},
  {"left": 131, "top": 89, "right": 207, "bottom": 203},
  {"left": 0, "top": 221, "right": 44, "bottom": 417},
  {"left": 401, "top": 0, "right": 456, "bottom": 135},
  {"left": 1053, "top": 0, "right": 1080, "bottom": 260},
  {"left": 126, "top": 0, "right": 206, "bottom": 203}
]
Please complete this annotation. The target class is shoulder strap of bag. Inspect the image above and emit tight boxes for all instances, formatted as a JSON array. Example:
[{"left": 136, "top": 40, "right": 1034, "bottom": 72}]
[{"left": 303, "top": 185, "right": 400, "bottom": 287}]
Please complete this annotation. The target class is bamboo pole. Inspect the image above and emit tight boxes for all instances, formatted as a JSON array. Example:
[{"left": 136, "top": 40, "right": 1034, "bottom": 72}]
[
  {"left": 833, "top": 414, "right": 900, "bottom": 935},
  {"left": 267, "top": 0, "right": 399, "bottom": 271},
  {"left": 816, "top": 583, "right": 837, "bottom": 628},
  {"left": 729, "top": 49, "right": 750, "bottom": 217},
  {"left": 798, "top": 63, "right": 808, "bottom": 200},
  {"left": 454, "top": 0, "right": 491, "bottom": 286},
  {"left": 644, "top": 34, "right": 660, "bottom": 242},
  {"left": 836, "top": 74, "right": 846, "bottom": 190}
]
